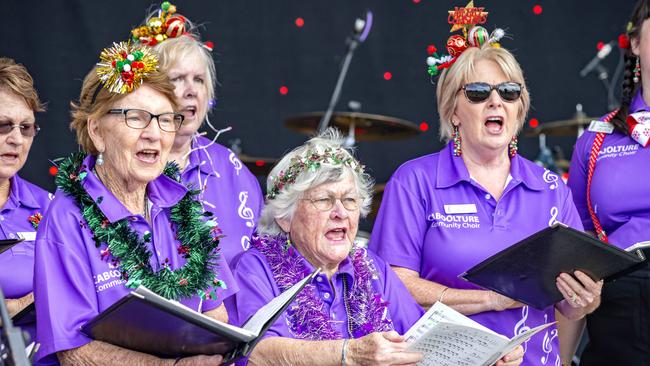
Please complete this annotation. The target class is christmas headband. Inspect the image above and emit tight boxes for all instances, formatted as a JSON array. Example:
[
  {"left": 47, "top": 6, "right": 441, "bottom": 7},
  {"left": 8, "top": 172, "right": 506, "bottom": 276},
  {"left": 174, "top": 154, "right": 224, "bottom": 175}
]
[
  {"left": 426, "top": 1, "right": 505, "bottom": 78},
  {"left": 266, "top": 147, "right": 365, "bottom": 200},
  {"left": 131, "top": 1, "right": 214, "bottom": 51},
  {"left": 91, "top": 41, "right": 158, "bottom": 102}
]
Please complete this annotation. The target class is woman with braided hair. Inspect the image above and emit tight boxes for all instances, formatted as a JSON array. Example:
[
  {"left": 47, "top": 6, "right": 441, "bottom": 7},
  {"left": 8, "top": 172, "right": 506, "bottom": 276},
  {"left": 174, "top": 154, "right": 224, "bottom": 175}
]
[{"left": 568, "top": 0, "right": 650, "bottom": 364}]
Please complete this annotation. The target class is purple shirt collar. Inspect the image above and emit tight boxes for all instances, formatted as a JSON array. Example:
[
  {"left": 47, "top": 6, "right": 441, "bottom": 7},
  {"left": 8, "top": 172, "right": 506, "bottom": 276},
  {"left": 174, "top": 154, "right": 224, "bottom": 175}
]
[
  {"left": 436, "top": 141, "right": 545, "bottom": 191},
  {"left": 629, "top": 88, "right": 650, "bottom": 113},
  {"left": 8, "top": 175, "right": 42, "bottom": 210},
  {"left": 81, "top": 155, "right": 188, "bottom": 223}
]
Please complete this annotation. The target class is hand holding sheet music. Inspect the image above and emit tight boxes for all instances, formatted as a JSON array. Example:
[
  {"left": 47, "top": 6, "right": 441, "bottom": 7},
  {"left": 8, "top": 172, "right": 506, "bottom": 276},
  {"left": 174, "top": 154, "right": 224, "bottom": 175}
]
[{"left": 405, "top": 302, "right": 549, "bottom": 366}]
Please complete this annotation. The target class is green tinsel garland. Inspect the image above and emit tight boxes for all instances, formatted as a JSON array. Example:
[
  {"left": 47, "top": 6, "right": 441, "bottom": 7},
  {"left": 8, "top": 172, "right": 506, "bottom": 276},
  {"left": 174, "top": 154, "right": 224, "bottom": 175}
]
[{"left": 56, "top": 153, "right": 225, "bottom": 301}]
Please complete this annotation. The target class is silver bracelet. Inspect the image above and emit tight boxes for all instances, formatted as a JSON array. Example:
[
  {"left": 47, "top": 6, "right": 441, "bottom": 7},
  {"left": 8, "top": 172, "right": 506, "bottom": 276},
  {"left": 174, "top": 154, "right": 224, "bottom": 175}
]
[
  {"left": 341, "top": 338, "right": 349, "bottom": 366},
  {"left": 438, "top": 287, "right": 450, "bottom": 304}
]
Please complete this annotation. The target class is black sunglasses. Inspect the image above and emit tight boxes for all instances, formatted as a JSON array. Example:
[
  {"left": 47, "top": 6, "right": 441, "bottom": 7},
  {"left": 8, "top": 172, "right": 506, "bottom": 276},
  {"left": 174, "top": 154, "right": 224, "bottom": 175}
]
[{"left": 459, "top": 82, "right": 522, "bottom": 103}]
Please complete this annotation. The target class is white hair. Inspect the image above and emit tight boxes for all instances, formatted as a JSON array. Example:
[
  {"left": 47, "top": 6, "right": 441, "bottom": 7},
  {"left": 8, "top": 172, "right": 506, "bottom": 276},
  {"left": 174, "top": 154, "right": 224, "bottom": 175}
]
[{"left": 257, "top": 128, "right": 374, "bottom": 236}]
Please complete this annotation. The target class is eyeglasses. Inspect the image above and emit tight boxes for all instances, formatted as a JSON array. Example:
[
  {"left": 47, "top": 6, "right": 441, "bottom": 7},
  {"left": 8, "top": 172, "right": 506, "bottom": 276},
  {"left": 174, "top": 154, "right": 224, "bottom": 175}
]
[
  {"left": 107, "top": 109, "right": 184, "bottom": 132},
  {"left": 0, "top": 122, "right": 40, "bottom": 137},
  {"left": 459, "top": 82, "right": 522, "bottom": 103},
  {"left": 302, "top": 195, "right": 361, "bottom": 211}
]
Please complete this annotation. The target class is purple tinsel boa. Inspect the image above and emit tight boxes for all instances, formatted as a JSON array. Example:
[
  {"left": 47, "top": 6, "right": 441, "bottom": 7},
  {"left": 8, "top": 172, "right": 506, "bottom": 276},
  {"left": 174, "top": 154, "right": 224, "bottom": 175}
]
[{"left": 251, "top": 232, "right": 393, "bottom": 340}]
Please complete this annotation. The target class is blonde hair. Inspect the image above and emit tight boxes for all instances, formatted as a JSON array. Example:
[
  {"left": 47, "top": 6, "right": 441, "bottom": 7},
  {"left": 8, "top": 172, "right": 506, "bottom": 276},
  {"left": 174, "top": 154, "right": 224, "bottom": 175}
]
[
  {"left": 69, "top": 67, "right": 179, "bottom": 154},
  {"left": 0, "top": 58, "right": 45, "bottom": 112},
  {"left": 436, "top": 46, "right": 530, "bottom": 142}
]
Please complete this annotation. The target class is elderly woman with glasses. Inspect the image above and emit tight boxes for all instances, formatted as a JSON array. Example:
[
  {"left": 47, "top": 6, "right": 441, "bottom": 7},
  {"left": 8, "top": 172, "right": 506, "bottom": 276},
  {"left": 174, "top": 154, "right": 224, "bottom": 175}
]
[
  {"left": 0, "top": 57, "right": 51, "bottom": 344},
  {"left": 132, "top": 2, "right": 263, "bottom": 264},
  {"left": 33, "top": 43, "right": 236, "bottom": 366},
  {"left": 224, "top": 130, "right": 424, "bottom": 366},
  {"left": 225, "top": 130, "right": 526, "bottom": 366},
  {"left": 369, "top": 42, "right": 603, "bottom": 365}
]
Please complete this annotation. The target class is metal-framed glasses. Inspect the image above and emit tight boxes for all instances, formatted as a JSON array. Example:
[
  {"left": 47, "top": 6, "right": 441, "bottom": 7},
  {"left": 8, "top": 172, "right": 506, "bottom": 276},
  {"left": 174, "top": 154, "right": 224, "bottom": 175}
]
[
  {"left": 107, "top": 109, "right": 184, "bottom": 132},
  {"left": 302, "top": 195, "right": 361, "bottom": 211},
  {"left": 0, "top": 122, "right": 40, "bottom": 137},
  {"left": 459, "top": 82, "right": 522, "bottom": 104}
]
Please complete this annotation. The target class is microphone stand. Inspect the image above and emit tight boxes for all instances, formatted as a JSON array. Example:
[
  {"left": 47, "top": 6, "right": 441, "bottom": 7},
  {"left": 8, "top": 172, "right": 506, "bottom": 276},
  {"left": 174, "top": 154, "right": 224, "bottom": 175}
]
[
  {"left": 317, "top": 11, "right": 373, "bottom": 135},
  {"left": 0, "top": 288, "right": 30, "bottom": 366}
]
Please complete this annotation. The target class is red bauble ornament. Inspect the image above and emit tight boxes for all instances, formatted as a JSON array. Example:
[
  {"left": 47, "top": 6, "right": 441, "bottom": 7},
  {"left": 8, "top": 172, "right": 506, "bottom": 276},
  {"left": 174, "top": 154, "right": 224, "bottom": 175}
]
[
  {"left": 427, "top": 44, "right": 437, "bottom": 55},
  {"left": 446, "top": 35, "right": 468, "bottom": 57},
  {"left": 165, "top": 16, "right": 185, "bottom": 38}
]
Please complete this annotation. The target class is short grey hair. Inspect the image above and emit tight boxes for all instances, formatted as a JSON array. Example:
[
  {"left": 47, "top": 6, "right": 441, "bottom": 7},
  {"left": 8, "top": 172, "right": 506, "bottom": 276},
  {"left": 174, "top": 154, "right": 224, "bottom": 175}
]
[{"left": 257, "top": 129, "right": 374, "bottom": 236}]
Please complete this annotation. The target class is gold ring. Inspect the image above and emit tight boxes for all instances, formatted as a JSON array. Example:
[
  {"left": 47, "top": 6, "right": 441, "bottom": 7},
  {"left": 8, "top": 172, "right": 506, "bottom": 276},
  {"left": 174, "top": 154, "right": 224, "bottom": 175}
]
[{"left": 570, "top": 293, "right": 578, "bottom": 303}]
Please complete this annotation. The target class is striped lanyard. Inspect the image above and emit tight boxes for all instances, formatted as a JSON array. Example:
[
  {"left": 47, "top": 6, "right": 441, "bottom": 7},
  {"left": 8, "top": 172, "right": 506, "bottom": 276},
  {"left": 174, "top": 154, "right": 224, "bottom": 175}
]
[{"left": 586, "top": 110, "right": 619, "bottom": 243}]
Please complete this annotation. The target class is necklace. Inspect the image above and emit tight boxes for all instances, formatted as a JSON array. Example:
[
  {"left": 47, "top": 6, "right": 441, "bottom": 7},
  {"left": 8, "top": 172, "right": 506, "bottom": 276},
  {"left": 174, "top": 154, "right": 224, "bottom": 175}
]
[
  {"left": 251, "top": 233, "right": 393, "bottom": 339},
  {"left": 57, "top": 153, "right": 226, "bottom": 301}
]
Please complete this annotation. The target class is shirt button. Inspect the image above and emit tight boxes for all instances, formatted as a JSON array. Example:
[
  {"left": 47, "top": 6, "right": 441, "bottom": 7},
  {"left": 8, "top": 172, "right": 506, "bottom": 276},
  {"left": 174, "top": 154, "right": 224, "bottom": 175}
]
[
  {"left": 9, "top": 233, "right": 15, "bottom": 239},
  {"left": 0, "top": 215, "right": 4, "bottom": 221},
  {"left": 485, "top": 194, "right": 491, "bottom": 200},
  {"left": 316, "top": 276, "right": 323, "bottom": 283},
  {"left": 331, "top": 313, "right": 336, "bottom": 319},
  {"left": 323, "top": 292, "right": 331, "bottom": 299}
]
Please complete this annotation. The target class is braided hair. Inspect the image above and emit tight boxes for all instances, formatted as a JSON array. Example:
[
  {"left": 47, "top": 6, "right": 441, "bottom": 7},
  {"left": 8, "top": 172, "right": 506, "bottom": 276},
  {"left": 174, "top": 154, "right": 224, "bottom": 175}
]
[{"left": 612, "top": 0, "right": 650, "bottom": 133}]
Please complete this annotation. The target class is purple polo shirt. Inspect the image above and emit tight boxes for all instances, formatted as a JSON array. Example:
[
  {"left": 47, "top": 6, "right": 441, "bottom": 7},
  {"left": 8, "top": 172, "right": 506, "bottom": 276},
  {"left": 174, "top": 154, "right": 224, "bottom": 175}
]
[
  {"left": 369, "top": 142, "right": 583, "bottom": 366},
  {"left": 568, "top": 89, "right": 650, "bottom": 249},
  {"left": 181, "top": 136, "right": 263, "bottom": 264},
  {"left": 225, "top": 243, "right": 424, "bottom": 365},
  {"left": 33, "top": 155, "right": 238, "bottom": 365},
  {"left": 0, "top": 175, "right": 51, "bottom": 342}
]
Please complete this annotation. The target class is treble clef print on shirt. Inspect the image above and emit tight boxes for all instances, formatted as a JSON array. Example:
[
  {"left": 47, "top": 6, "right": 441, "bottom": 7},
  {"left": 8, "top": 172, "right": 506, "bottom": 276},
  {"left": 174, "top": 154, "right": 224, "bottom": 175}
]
[
  {"left": 241, "top": 235, "right": 251, "bottom": 251},
  {"left": 513, "top": 306, "right": 532, "bottom": 352},
  {"left": 229, "top": 152, "right": 243, "bottom": 176},
  {"left": 238, "top": 191, "right": 255, "bottom": 228},
  {"left": 542, "top": 169, "right": 559, "bottom": 190},
  {"left": 540, "top": 313, "right": 559, "bottom": 365},
  {"left": 548, "top": 206, "right": 559, "bottom": 227}
]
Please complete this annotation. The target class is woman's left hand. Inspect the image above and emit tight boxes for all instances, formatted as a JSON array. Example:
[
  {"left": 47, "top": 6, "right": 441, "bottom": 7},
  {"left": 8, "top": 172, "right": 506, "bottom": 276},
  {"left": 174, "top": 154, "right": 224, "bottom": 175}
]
[
  {"left": 493, "top": 345, "right": 524, "bottom": 366},
  {"left": 555, "top": 271, "right": 603, "bottom": 320}
]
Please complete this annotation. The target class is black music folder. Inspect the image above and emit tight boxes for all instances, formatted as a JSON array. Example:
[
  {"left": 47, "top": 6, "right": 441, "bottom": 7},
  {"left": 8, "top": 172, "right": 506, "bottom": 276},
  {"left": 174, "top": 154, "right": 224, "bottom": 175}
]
[
  {"left": 11, "top": 302, "right": 35, "bottom": 327},
  {"left": 82, "top": 269, "right": 319, "bottom": 364},
  {"left": 460, "top": 224, "right": 647, "bottom": 310},
  {"left": 0, "top": 238, "right": 24, "bottom": 255}
]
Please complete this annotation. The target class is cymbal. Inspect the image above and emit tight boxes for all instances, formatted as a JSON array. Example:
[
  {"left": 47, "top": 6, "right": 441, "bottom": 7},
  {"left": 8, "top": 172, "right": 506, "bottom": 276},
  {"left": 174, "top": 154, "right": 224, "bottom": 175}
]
[
  {"left": 285, "top": 112, "right": 421, "bottom": 141},
  {"left": 525, "top": 116, "right": 596, "bottom": 137},
  {"left": 238, "top": 154, "right": 279, "bottom": 176}
]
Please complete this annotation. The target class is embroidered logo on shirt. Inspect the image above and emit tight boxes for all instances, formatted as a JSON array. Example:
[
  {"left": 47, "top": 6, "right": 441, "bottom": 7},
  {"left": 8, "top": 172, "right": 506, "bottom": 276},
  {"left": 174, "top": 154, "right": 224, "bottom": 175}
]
[
  {"left": 427, "top": 212, "right": 480, "bottom": 229},
  {"left": 597, "top": 143, "right": 639, "bottom": 160},
  {"left": 93, "top": 269, "right": 126, "bottom": 293}
]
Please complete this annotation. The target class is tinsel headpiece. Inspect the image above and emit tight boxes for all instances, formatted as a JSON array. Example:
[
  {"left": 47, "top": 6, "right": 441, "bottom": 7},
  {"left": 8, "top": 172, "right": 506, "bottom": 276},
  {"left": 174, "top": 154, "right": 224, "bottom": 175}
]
[
  {"left": 96, "top": 42, "right": 158, "bottom": 94},
  {"left": 426, "top": 1, "right": 505, "bottom": 78},
  {"left": 266, "top": 147, "right": 365, "bottom": 200},
  {"left": 132, "top": 1, "right": 214, "bottom": 51}
]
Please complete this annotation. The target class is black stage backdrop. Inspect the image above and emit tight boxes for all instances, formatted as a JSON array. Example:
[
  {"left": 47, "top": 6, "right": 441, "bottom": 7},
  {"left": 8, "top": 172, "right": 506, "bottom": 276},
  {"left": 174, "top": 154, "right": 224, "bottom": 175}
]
[{"left": 0, "top": 0, "right": 633, "bottom": 228}]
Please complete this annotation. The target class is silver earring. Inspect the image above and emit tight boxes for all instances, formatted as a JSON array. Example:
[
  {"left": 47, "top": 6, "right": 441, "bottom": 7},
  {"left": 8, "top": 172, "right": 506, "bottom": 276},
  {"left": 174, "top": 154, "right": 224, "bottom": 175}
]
[{"left": 96, "top": 152, "right": 104, "bottom": 166}]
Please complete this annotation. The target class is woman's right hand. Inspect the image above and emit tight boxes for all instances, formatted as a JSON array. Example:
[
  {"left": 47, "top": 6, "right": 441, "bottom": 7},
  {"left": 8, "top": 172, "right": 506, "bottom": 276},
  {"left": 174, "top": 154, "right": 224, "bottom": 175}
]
[
  {"left": 348, "top": 331, "right": 423, "bottom": 366},
  {"left": 488, "top": 291, "right": 524, "bottom": 311}
]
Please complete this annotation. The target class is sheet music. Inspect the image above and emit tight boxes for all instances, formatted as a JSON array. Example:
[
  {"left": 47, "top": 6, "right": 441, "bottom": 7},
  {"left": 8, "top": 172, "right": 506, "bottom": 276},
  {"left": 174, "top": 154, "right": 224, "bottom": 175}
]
[
  {"left": 242, "top": 271, "right": 316, "bottom": 335},
  {"left": 405, "top": 302, "right": 551, "bottom": 366}
]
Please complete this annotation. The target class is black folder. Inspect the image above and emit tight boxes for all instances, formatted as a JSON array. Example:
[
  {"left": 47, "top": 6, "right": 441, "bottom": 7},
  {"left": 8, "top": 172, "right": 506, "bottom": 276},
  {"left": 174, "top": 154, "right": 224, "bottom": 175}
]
[
  {"left": 0, "top": 238, "right": 25, "bottom": 255},
  {"left": 460, "top": 224, "right": 647, "bottom": 310},
  {"left": 11, "top": 302, "right": 35, "bottom": 327},
  {"left": 82, "top": 269, "right": 319, "bottom": 364}
]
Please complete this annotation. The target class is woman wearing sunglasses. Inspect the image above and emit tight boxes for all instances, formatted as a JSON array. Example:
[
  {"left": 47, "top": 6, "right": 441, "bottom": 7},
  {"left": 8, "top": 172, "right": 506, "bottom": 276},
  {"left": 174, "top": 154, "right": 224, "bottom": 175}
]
[
  {"left": 33, "top": 42, "right": 235, "bottom": 365},
  {"left": 369, "top": 27, "right": 602, "bottom": 366},
  {"left": 567, "top": 0, "right": 650, "bottom": 364},
  {"left": 0, "top": 57, "right": 51, "bottom": 347}
]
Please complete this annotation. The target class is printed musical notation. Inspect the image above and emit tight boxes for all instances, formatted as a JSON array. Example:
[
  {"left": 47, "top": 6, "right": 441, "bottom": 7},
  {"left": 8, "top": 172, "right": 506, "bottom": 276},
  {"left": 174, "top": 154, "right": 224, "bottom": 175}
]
[{"left": 405, "top": 302, "right": 553, "bottom": 366}]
